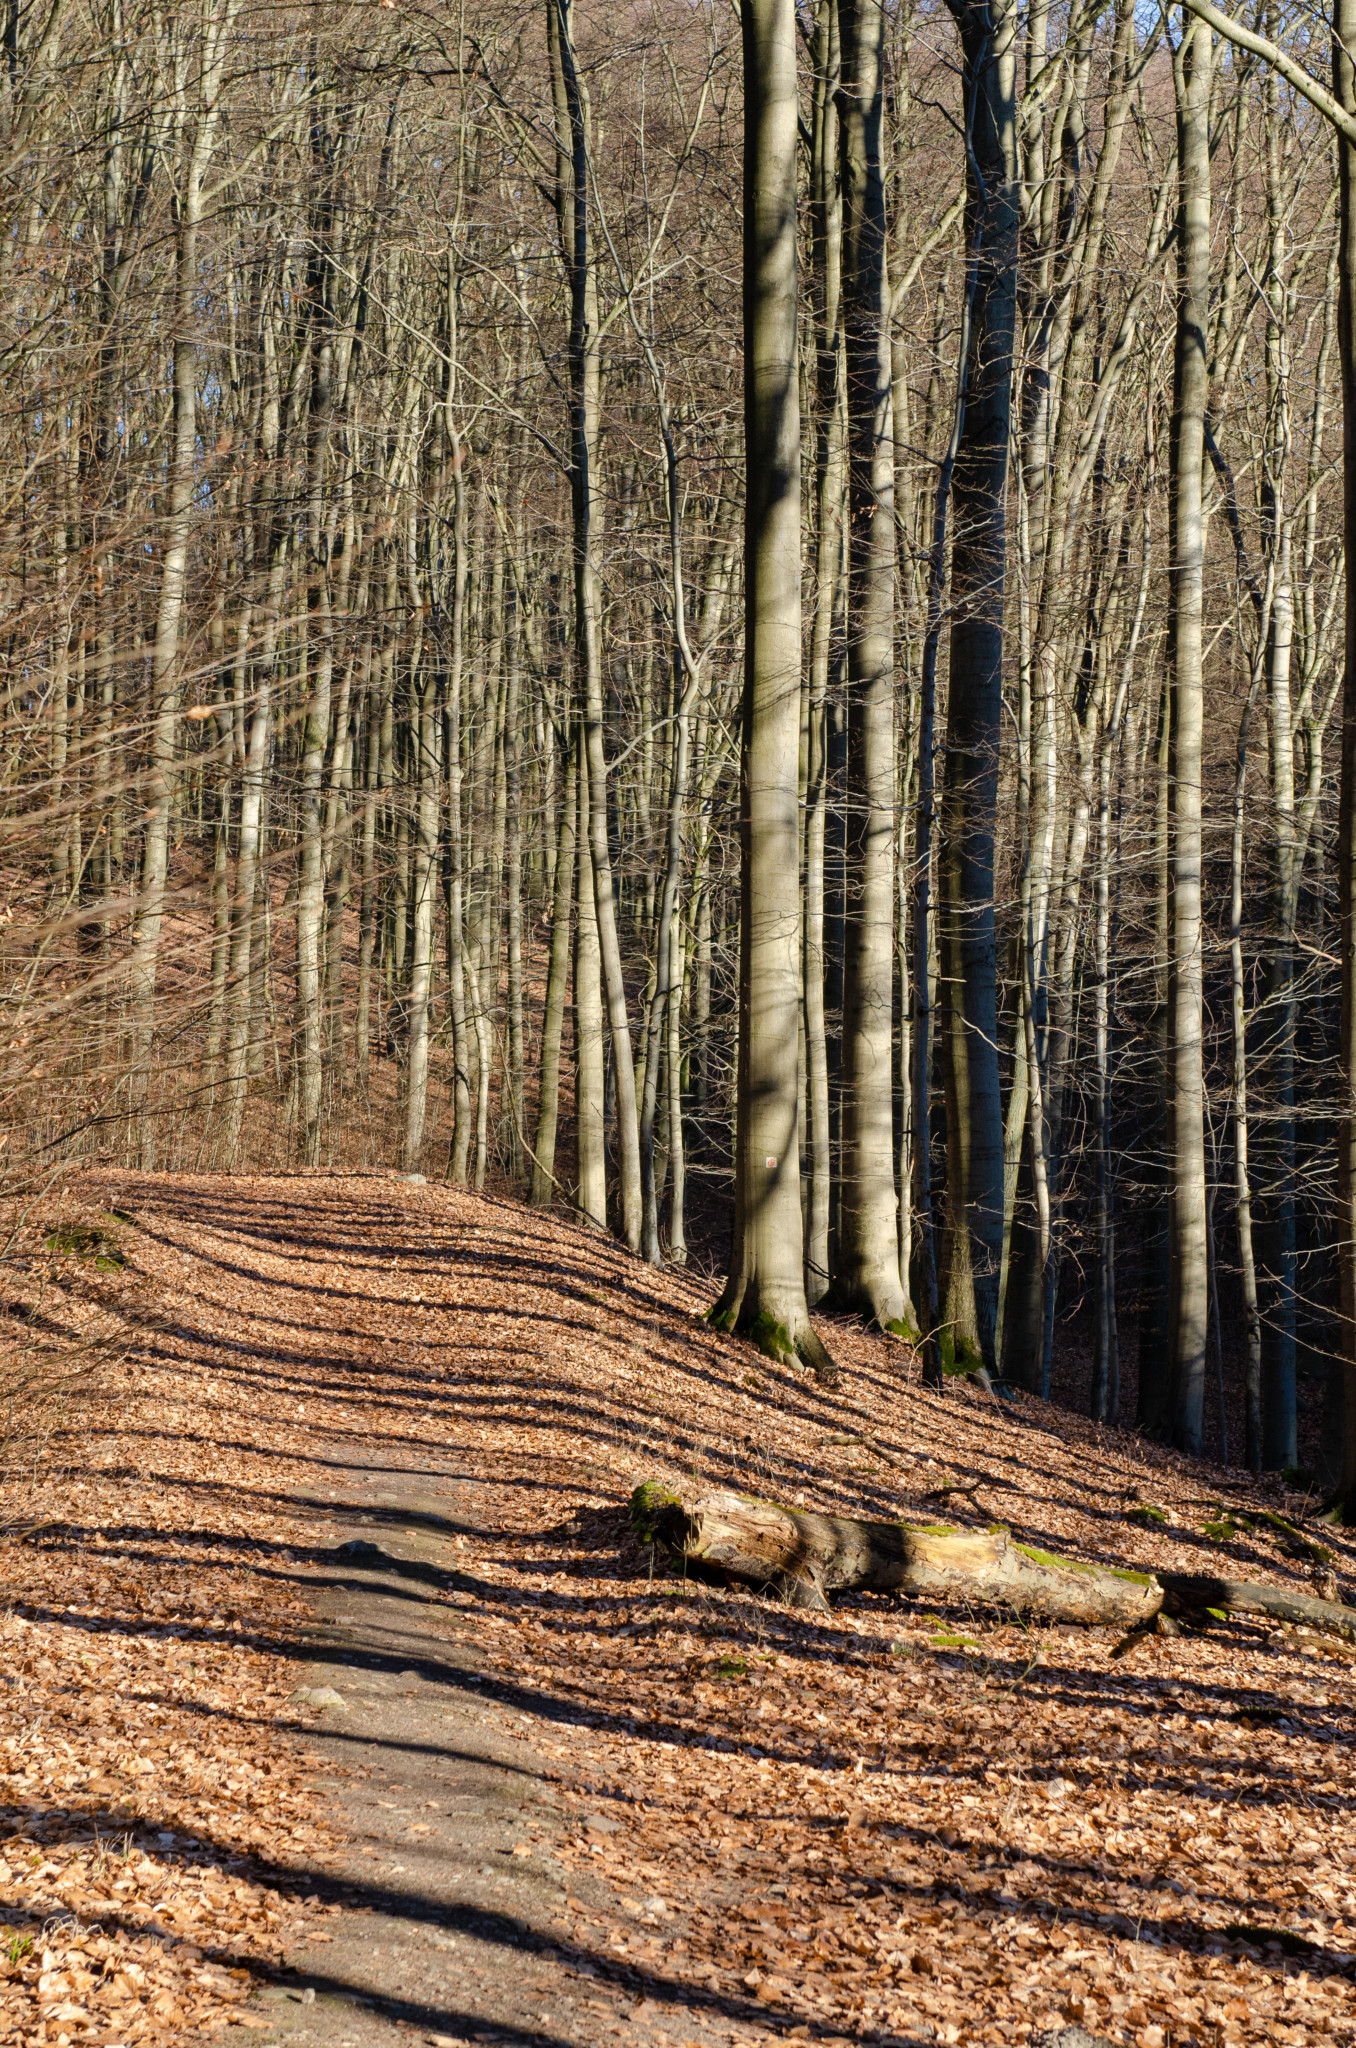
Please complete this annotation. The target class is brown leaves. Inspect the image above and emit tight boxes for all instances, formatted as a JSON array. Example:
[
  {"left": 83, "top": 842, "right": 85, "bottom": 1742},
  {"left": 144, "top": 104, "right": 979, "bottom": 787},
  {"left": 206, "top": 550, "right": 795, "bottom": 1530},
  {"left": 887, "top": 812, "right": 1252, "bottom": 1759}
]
[{"left": 7, "top": 1170, "right": 1355, "bottom": 2048}]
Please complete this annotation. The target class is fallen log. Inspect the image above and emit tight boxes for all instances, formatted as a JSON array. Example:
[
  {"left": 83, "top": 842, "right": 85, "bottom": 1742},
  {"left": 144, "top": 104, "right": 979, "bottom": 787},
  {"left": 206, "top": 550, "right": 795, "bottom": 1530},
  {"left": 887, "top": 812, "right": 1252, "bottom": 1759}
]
[
  {"left": 1162, "top": 1572, "right": 1356, "bottom": 1643},
  {"left": 630, "top": 1482, "right": 1159, "bottom": 1626},
  {"left": 630, "top": 1481, "right": 1356, "bottom": 1640}
]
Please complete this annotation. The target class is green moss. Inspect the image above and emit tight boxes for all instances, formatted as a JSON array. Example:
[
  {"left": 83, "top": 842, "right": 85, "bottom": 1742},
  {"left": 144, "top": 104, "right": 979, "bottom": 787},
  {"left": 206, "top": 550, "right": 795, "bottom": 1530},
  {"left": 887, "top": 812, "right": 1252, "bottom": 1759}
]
[
  {"left": 706, "top": 1304, "right": 736, "bottom": 1333},
  {"left": 929, "top": 1633, "right": 980, "bottom": 1650},
  {"left": 713, "top": 1656, "right": 747, "bottom": 1678},
  {"left": 630, "top": 1480, "right": 684, "bottom": 1546},
  {"left": 1129, "top": 1504, "right": 1169, "bottom": 1526},
  {"left": 937, "top": 1328, "right": 986, "bottom": 1377},
  {"left": 1254, "top": 1509, "right": 1335, "bottom": 1565},
  {"left": 44, "top": 1224, "right": 126, "bottom": 1268},
  {"left": 749, "top": 1310, "right": 795, "bottom": 1363},
  {"left": 885, "top": 1316, "right": 920, "bottom": 1343},
  {"left": 1013, "top": 1542, "right": 1156, "bottom": 1586}
]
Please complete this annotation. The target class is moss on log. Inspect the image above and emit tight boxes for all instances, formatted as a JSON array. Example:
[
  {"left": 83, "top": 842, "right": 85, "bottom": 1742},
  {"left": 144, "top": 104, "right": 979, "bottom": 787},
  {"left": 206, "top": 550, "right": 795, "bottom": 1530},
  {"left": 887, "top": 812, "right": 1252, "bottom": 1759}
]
[
  {"left": 627, "top": 1481, "right": 1356, "bottom": 1639},
  {"left": 629, "top": 1483, "right": 1162, "bottom": 1623},
  {"left": 1162, "top": 1571, "right": 1356, "bottom": 1643}
]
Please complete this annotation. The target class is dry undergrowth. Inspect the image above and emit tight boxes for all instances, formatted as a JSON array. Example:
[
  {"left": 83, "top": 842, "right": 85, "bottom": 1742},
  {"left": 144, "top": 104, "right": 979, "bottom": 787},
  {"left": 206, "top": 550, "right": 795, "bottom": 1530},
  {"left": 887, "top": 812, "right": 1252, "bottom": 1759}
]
[{"left": 0, "top": 1169, "right": 1352, "bottom": 2048}]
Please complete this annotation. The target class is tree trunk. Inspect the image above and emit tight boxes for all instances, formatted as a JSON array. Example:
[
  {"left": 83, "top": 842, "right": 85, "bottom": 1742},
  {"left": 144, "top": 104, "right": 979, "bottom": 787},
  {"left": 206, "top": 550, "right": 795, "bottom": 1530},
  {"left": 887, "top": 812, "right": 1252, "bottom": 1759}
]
[
  {"left": 832, "top": 0, "right": 907, "bottom": 1331},
  {"left": 1166, "top": 13, "right": 1212, "bottom": 1456},
  {"left": 128, "top": 9, "right": 235, "bottom": 1157},
  {"left": 631, "top": 1481, "right": 1356, "bottom": 1641},
  {"left": 531, "top": 725, "right": 579, "bottom": 1206},
  {"left": 402, "top": 663, "right": 439, "bottom": 1170},
  {"left": 551, "top": 0, "right": 643, "bottom": 1251},
  {"left": 1336, "top": 0, "right": 1356, "bottom": 1517},
  {"left": 804, "top": 0, "right": 842, "bottom": 1310},
  {"left": 937, "top": 0, "right": 1018, "bottom": 1375},
  {"left": 575, "top": 747, "right": 607, "bottom": 1228},
  {"left": 711, "top": 0, "right": 834, "bottom": 1380}
]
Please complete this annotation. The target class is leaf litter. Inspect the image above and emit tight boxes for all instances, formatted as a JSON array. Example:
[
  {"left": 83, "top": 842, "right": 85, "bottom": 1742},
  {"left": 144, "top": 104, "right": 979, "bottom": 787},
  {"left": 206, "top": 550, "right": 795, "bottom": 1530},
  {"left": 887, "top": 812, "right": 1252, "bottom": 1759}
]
[{"left": 0, "top": 1169, "right": 1352, "bottom": 2048}]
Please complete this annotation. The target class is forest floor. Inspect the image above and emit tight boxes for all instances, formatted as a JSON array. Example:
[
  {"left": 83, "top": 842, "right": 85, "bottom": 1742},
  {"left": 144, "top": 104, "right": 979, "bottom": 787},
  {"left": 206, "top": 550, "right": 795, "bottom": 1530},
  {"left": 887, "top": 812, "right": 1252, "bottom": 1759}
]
[{"left": 1, "top": 1172, "right": 1354, "bottom": 2048}]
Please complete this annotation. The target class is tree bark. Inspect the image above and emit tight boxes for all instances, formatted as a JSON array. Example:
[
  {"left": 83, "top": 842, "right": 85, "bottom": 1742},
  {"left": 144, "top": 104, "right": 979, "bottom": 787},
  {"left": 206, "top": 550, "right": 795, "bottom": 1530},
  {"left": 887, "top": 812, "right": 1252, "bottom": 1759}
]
[
  {"left": 804, "top": 0, "right": 843, "bottom": 1310},
  {"left": 531, "top": 724, "right": 579, "bottom": 1206},
  {"left": 631, "top": 1481, "right": 1356, "bottom": 1641},
  {"left": 937, "top": 0, "right": 1018, "bottom": 1375},
  {"left": 1336, "top": 0, "right": 1356, "bottom": 1517},
  {"left": 832, "top": 0, "right": 907, "bottom": 1330},
  {"left": 550, "top": 0, "right": 643, "bottom": 1252},
  {"left": 575, "top": 746, "right": 608, "bottom": 1228},
  {"left": 1165, "top": 13, "right": 1212, "bottom": 1456},
  {"left": 632, "top": 1482, "right": 1160, "bottom": 1624},
  {"left": 712, "top": 0, "right": 834, "bottom": 1380}
]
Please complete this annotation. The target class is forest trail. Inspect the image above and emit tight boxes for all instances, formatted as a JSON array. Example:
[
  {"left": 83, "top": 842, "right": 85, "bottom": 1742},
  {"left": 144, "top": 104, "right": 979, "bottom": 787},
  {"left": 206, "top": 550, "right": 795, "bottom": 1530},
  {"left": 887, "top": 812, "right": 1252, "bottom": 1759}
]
[{"left": 1, "top": 1172, "right": 1354, "bottom": 2048}]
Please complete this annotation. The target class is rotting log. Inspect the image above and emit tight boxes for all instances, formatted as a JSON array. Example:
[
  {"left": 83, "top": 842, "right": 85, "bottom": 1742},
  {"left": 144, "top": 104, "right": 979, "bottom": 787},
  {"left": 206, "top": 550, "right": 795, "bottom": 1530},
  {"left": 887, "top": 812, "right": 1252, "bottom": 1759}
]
[
  {"left": 630, "top": 1482, "right": 1159, "bottom": 1623},
  {"left": 1161, "top": 1572, "right": 1356, "bottom": 1643},
  {"left": 630, "top": 1481, "right": 1356, "bottom": 1640}
]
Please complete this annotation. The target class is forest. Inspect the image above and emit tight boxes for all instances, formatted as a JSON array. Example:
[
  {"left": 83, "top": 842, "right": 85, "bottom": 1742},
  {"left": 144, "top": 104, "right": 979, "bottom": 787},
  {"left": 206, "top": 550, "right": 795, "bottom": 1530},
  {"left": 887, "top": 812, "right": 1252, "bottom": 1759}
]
[{"left": 4, "top": 0, "right": 1356, "bottom": 1500}]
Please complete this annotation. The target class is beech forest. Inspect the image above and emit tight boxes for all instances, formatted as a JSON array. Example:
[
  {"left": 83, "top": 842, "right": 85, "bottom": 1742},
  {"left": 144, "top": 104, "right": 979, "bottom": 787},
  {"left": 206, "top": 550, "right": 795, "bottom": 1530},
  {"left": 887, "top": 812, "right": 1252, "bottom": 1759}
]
[{"left": 6, "top": 0, "right": 1356, "bottom": 1499}]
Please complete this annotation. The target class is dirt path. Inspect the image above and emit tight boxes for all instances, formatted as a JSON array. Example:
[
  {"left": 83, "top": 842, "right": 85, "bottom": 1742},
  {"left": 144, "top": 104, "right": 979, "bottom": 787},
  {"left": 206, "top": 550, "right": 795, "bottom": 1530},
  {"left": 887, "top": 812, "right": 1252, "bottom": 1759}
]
[
  {"left": 223, "top": 1455, "right": 739, "bottom": 2048},
  {"left": 3, "top": 1170, "right": 1355, "bottom": 2048}
]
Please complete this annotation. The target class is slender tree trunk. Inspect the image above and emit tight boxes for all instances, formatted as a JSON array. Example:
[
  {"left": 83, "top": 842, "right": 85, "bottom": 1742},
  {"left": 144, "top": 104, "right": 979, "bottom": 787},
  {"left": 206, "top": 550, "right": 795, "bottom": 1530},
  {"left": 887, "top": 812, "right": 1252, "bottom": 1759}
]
[
  {"left": 445, "top": 458, "right": 473, "bottom": 1183},
  {"left": 575, "top": 746, "right": 607, "bottom": 1227},
  {"left": 128, "top": 12, "right": 235, "bottom": 1157},
  {"left": 1166, "top": 12, "right": 1213, "bottom": 1456},
  {"left": 402, "top": 663, "right": 438, "bottom": 1169},
  {"left": 551, "top": 0, "right": 643, "bottom": 1250},
  {"left": 937, "top": 0, "right": 1018, "bottom": 1374},
  {"left": 531, "top": 726, "right": 579, "bottom": 1205},
  {"left": 355, "top": 680, "right": 381, "bottom": 1095},
  {"left": 1231, "top": 678, "right": 1266, "bottom": 1468},
  {"left": 667, "top": 911, "right": 688, "bottom": 1263},
  {"left": 832, "top": 0, "right": 907, "bottom": 1329}
]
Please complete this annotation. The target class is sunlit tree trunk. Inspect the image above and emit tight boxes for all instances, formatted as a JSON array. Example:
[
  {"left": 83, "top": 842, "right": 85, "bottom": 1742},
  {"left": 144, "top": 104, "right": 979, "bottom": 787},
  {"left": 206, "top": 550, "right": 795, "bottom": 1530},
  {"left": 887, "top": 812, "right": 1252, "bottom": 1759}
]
[
  {"left": 832, "top": 0, "right": 907, "bottom": 1330},
  {"left": 1165, "top": 12, "right": 1212, "bottom": 1456},
  {"left": 712, "top": 0, "right": 834, "bottom": 1378}
]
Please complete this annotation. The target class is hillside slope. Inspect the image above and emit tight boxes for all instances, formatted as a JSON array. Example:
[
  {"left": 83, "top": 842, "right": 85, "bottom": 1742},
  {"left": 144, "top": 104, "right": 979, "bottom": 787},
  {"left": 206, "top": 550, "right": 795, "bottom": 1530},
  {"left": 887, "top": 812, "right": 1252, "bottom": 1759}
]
[{"left": 0, "top": 1172, "right": 1352, "bottom": 2048}]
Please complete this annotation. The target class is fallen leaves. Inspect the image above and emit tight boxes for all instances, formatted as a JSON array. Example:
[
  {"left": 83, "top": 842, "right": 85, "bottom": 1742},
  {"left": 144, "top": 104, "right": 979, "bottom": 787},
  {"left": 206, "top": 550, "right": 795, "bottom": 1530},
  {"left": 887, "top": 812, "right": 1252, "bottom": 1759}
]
[{"left": 4, "top": 1169, "right": 1356, "bottom": 2048}]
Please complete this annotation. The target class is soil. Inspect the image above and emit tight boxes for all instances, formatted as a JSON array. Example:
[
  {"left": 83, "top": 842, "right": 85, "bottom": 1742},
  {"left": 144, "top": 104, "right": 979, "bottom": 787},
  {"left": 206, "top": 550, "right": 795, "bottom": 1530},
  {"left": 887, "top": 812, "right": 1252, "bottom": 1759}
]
[{"left": 219, "top": 1455, "right": 741, "bottom": 2048}]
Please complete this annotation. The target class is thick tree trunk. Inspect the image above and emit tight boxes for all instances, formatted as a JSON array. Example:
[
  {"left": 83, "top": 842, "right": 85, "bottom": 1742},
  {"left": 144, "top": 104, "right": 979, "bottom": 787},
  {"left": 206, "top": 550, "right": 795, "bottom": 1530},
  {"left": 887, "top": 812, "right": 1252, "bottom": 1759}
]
[
  {"left": 832, "top": 0, "right": 907, "bottom": 1331},
  {"left": 712, "top": 0, "right": 834, "bottom": 1380},
  {"left": 1166, "top": 15, "right": 1212, "bottom": 1456},
  {"left": 937, "top": 0, "right": 1018, "bottom": 1375},
  {"left": 804, "top": 0, "right": 842, "bottom": 1310}
]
